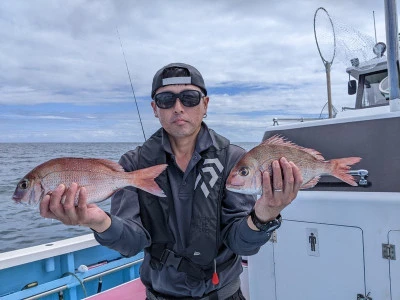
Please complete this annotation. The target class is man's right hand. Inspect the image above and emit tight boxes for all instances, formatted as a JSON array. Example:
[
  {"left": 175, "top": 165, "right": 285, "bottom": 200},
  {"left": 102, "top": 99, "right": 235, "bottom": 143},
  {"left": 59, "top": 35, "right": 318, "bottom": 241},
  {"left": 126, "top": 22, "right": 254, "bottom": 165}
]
[{"left": 39, "top": 183, "right": 111, "bottom": 233}]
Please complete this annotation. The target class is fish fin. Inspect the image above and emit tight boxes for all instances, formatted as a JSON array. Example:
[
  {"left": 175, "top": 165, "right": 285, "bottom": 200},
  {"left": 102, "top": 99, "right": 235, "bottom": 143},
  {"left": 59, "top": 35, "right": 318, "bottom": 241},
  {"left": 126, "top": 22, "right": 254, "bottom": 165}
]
[
  {"left": 301, "top": 176, "right": 321, "bottom": 189},
  {"left": 128, "top": 164, "right": 168, "bottom": 197},
  {"left": 329, "top": 157, "right": 362, "bottom": 186},
  {"left": 263, "top": 135, "right": 325, "bottom": 161}
]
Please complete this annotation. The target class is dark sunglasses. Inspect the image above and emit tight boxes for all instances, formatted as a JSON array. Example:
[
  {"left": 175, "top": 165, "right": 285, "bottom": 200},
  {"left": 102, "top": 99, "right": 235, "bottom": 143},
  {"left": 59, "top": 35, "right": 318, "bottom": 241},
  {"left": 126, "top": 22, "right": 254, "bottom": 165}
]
[{"left": 154, "top": 90, "right": 204, "bottom": 109}]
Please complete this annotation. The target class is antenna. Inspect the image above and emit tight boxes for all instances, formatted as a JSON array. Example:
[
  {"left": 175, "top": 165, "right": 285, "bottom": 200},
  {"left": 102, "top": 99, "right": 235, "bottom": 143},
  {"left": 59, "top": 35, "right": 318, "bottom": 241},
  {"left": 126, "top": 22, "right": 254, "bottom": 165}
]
[
  {"left": 116, "top": 27, "right": 147, "bottom": 141},
  {"left": 373, "top": 11, "right": 377, "bottom": 44}
]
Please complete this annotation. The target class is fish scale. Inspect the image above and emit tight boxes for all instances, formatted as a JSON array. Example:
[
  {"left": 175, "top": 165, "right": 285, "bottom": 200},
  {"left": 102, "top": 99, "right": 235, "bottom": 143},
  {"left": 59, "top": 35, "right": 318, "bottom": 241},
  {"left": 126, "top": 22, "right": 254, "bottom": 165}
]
[{"left": 42, "top": 170, "right": 122, "bottom": 203}]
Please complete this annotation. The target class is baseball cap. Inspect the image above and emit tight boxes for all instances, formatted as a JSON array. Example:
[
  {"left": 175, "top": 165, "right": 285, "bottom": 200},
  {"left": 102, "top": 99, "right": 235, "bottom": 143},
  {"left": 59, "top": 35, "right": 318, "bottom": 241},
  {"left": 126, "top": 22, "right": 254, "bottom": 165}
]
[{"left": 151, "top": 63, "right": 207, "bottom": 98}]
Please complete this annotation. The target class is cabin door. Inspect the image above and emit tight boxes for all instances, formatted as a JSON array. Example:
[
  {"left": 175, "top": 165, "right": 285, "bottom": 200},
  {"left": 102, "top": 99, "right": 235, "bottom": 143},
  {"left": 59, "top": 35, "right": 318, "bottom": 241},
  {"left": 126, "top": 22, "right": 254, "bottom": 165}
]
[
  {"left": 389, "top": 230, "right": 400, "bottom": 299},
  {"left": 247, "top": 242, "right": 277, "bottom": 299},
  {"left": 273, "top": 220, "right": 366, "bottom": 299}
]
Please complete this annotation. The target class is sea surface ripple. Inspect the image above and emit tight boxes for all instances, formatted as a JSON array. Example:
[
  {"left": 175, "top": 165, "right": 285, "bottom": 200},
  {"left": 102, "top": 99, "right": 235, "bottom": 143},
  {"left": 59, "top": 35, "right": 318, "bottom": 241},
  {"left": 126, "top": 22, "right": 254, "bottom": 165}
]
[{"left": 0, "top": 142, "right": 257, "bottom": 253}]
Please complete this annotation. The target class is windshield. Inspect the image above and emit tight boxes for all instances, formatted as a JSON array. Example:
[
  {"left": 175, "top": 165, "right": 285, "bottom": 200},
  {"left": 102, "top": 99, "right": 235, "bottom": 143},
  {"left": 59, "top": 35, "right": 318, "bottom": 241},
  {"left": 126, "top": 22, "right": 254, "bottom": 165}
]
[{"left": 362, "top": 70, "right": 388, "bottom": 108}]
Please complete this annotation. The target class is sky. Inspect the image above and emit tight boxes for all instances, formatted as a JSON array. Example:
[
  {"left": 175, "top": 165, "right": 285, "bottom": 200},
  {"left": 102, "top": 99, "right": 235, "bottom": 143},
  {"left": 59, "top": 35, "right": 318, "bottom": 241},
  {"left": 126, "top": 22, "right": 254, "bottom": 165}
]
[{"left": 0, "top": 0, "right": 393, "bottom": 143}]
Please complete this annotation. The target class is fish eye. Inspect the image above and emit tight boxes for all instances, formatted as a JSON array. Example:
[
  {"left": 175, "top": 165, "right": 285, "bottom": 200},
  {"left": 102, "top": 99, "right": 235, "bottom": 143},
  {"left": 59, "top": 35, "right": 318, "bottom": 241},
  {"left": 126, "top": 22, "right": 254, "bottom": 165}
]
[
  {"left": 238, "top": 167, "right": 250, "bottom": 177},
  {"left": 18, "top": 179, "right": 29, "bottom": 190}
]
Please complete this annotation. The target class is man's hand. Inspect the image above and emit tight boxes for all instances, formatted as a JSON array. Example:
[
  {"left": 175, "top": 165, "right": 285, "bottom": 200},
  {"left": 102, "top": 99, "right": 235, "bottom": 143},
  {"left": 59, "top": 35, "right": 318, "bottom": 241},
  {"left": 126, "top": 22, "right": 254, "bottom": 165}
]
[
  {"left": 248, "top": 157, "right": 302, "bottom": 230},
  {"left": 40, "top": 183, "right": 111, "bottom": 233}
]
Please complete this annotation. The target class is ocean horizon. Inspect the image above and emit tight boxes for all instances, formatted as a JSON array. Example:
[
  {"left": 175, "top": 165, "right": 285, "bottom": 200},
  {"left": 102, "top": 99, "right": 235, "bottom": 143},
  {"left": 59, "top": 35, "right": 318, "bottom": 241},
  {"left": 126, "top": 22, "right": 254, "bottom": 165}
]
[{"left": 0, "top": 142, "right": 258, "bottom": 253}]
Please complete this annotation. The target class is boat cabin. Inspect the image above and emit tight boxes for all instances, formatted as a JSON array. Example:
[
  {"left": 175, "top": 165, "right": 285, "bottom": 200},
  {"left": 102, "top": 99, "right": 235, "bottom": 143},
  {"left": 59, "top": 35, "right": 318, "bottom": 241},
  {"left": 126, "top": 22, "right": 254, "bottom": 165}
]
[{"left": 346, "top": 54, "right": 390, "bottom": 109}]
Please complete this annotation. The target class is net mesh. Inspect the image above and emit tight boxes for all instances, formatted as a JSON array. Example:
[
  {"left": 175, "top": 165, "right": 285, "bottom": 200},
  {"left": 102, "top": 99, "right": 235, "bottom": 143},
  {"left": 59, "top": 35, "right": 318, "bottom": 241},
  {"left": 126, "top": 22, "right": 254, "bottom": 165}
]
[
  {"left": 334, "top": 19, "right": 378, "bottom": 70},
  {"left": 314, "top": 7, "right": 379, "bottom": 71}
]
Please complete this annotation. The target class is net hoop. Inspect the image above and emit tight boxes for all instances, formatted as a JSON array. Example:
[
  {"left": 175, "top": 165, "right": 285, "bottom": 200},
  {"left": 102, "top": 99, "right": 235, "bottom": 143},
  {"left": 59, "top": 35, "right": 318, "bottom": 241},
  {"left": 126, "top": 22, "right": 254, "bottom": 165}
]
[{"left": 314, "top": 7, "right": 336, "bottom": 65}]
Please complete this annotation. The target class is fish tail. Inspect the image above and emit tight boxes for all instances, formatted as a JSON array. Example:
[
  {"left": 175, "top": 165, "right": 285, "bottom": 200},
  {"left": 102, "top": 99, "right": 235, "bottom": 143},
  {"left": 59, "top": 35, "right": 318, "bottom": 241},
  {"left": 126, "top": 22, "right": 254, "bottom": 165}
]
[
  {"left": 329, "top": 157, "right": 362, "bottom": 186},
  {"left": 128, "top": 164, "right": 168, "bottom": 197}
]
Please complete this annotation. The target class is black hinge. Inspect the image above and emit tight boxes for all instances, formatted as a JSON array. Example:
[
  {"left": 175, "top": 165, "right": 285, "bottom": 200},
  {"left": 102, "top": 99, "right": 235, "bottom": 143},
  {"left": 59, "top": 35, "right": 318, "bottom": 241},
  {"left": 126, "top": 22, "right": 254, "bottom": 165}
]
[
  {"left": 357, "top": 292, "right": 372, "bottom": 299},
  {"left": 382, "top": 243, "right": 396, "bottom": 260}
]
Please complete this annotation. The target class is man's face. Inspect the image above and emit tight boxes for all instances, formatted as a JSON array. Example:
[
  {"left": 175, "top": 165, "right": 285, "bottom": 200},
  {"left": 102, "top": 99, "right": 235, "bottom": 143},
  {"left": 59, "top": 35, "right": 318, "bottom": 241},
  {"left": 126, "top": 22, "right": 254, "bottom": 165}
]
[{"left": 151, "top": 84, "right": 209, "bottom": 139}]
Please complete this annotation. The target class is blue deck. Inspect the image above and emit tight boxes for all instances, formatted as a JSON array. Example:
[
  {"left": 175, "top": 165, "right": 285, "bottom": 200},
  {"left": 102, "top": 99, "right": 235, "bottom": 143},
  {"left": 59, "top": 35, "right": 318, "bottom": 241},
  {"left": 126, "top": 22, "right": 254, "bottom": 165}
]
[{"left": 0, "top": 242, "right": 143, "bottom": 300}]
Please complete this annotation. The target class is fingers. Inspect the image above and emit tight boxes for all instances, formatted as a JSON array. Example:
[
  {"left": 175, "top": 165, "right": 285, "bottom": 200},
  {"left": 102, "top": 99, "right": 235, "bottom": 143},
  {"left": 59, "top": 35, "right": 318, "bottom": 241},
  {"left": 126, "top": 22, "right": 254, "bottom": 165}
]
[
  {"left": 270, "top": 157, "right": 293, "bottom": 195},
  {"left": 40, "top": 194, "right": 57, "bottom": 219},
  {"left": 261, "top": 169, "right": 273, "bottom": 198},
  {"left": 260, "top": 158, "right": 299, "bottom": 204},
  {"left": 260, "top": 159, "right": 288, "bottom": 200},
  {"left": 76, "top": 186, "right": 88, "bottom": 221},
  {"left": 261, "top": 158, "right": 290, "bottom": 197},
  {"left": 289, "top": 161, "right": 303, "bottom": 195},
  {"left": 63, "top": 183, "right": 79, "bottom": 224},
  {"left": 257, "top": 167, "right": 284, "bottom": 222},
  {"left": 280, "top": 157, "right": 294, "bottom": 195},
  {"left": 40, "top": 183, "right": 87, "bottom": 226},
  {"left": 273, "top": 157, "right": 300, "bottom": 196},
  {"left": 270, "top": 158, "right": 293, "bottom": 205},
  {"left": 272, "top": 160, "right": 283, "bottom": 192},
  {"left": 48, "top": 184, "right": 67, "bottom": 219},
  {"left": 255, "top": 158, "right": 302, "bottom": 222}
]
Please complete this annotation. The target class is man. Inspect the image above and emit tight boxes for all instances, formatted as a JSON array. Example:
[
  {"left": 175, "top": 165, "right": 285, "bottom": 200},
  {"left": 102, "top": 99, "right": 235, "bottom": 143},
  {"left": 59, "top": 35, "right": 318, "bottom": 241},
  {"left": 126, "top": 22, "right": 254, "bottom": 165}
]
[{"left": 40, "top": 63, "right": 302, "bottom": 299}]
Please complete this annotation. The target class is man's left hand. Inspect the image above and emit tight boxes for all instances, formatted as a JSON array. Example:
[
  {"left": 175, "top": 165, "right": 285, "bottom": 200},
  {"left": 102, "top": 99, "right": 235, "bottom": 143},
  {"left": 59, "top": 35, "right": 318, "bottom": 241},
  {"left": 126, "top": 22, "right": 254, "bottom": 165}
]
[{"left": 249, "top": 157, "right": 302, "bottom": 228}]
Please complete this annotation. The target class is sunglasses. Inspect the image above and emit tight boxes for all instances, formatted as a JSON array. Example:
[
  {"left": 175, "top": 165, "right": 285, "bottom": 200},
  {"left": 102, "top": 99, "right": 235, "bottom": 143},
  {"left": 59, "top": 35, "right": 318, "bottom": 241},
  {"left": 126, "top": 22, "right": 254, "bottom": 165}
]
[{"left": 154, "top": 90, "right": 204, "bottom": 109}]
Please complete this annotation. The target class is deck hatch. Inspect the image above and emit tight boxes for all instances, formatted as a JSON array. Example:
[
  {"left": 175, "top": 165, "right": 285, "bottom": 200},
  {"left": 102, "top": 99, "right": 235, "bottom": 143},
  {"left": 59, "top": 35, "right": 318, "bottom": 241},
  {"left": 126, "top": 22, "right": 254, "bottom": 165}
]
[{"left": 273, "top": 221, "right": 365, "bottom": 299}]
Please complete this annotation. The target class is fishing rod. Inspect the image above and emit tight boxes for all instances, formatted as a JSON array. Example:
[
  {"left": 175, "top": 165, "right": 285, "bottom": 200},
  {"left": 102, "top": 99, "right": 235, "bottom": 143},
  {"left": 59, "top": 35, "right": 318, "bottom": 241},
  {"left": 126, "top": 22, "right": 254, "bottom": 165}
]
[{"left": 116, "top": 27, "right": 147, "bottom": 141}]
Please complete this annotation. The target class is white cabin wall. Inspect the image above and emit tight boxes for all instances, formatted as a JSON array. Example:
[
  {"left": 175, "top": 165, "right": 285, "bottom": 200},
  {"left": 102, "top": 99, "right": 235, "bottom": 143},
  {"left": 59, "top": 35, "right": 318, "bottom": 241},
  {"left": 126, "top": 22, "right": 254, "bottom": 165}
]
[{"left": 248, "top": 191, "right": 400, "bottom": 300}]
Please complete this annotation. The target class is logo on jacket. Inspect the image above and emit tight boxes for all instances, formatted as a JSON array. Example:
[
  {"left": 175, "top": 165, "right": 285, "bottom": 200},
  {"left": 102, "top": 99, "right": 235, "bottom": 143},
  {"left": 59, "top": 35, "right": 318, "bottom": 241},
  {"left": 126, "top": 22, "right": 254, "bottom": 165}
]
[{"left": 194, "top": 158, "right": 224, "bottom": 198}]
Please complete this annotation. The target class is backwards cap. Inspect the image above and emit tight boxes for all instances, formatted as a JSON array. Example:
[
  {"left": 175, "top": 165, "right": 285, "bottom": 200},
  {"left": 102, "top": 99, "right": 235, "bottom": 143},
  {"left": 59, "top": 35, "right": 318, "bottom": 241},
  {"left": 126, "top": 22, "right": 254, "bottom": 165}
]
[{"left": 151, "top": 63, "right": 207, "bottom": 98}]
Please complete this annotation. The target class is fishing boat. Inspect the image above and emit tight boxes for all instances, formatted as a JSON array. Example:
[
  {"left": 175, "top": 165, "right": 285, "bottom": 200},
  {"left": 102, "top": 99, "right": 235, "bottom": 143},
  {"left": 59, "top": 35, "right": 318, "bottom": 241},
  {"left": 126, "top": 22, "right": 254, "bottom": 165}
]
[
  {"left": 0, "top": 234, "right": 144, "bottom": 299},
  {"left": 248, "top": 1, "right": 400, "bottom": 299},
  {"left": 1, "top": 2, "right": 399, "bottom": 300}
]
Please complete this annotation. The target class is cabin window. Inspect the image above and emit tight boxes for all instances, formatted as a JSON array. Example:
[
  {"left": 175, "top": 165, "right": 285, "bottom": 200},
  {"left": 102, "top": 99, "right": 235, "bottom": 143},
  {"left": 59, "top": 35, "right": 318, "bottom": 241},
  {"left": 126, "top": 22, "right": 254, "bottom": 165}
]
[{"left": 362, "top": 70, "right": 388, "bottom": 108}]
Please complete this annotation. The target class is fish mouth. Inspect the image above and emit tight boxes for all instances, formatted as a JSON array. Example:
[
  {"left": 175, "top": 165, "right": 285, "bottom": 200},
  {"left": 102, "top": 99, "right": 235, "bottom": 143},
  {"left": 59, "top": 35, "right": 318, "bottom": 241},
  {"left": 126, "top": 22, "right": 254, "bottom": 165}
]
[
  {"left": 12, "top": 195, "right": 21, "bottom": 203},
  {"left": 12, "top": 195, "right": 32, "bottom": 206},
  {"left": 226, "top": 183, "right": 244, "bottom": 189},
  {"left": 226, "top": 186, "right": 241, "bottom": 192},
  {"left": 226, "top": 185, "right": 246, "bottom": 192},
  {"left": 226, "top": 185, "right": 261, "bottom": 195}
]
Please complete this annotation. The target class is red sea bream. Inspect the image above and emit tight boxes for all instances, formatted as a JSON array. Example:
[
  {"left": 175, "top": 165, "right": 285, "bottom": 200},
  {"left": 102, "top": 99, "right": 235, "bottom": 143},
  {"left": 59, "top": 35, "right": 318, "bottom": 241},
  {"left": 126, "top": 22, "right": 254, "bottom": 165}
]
[
  {"left": 12, "top": 157, "right": 167, "bottom": 205},
  {"left": 226, "top": 135, "right": 361, "bottom": 194}
]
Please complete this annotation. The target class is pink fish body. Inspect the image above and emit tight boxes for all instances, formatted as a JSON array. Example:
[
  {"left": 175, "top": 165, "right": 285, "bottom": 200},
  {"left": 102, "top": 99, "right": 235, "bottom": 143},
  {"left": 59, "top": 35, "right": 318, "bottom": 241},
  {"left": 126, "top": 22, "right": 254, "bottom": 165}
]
[
  {"left": 12, "top": 157, "right": 167, "bottom": 205},
  {"left": 226, "top": 135, "right": 361, "bottom": 195}
]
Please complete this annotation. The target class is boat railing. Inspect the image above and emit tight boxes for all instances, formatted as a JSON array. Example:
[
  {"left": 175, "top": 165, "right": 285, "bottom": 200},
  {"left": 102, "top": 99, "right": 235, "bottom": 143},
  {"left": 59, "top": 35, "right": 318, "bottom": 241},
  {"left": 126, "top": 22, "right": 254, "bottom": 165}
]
[
  {"left": 0, "top": 234, "right": 144, "bottom": 300},
  {"left": 272, "top": 117, "right": 326, "bottom": 126},
  {"left": 18, "top": 257, "right": 143, "bottom": 300}
]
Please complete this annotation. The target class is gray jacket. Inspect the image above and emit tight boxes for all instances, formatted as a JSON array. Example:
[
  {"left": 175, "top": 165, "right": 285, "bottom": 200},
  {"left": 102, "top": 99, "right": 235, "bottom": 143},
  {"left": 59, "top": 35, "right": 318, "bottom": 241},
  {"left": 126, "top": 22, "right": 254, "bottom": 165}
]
[{"left": 94, "top": 123, "right": 271, "bottom": 298}]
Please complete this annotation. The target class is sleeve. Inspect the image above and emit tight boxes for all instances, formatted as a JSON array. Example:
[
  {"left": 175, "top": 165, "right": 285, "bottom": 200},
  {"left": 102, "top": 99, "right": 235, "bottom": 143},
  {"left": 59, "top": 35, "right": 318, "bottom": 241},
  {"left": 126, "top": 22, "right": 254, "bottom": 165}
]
[
  {"left": 221, "top": 144, "right": 271, "bottom": 256},
  {"left": 93, "top": 147, "right": 151, "bottom": 257}
]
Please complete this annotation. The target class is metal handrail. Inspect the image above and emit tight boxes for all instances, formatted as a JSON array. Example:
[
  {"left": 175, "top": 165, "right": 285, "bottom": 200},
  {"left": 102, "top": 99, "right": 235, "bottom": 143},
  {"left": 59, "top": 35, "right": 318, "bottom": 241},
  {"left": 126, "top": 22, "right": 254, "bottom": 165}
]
[
  {"left": 22, "top": 258, "right": 143, "bottom": 300},
  {"left": 83, "top": 258, "right": 143, "bottom": 282},
  {"left": 272, "top": 117, "right": 324, "bottom": 126}
]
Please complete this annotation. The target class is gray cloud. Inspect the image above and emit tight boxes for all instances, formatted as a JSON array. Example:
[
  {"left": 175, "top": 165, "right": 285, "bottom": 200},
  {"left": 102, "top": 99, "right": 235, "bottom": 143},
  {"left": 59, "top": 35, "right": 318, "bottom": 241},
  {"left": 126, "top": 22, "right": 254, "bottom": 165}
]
[{"left": 0, "top": 0, "right": 392, "bottom": 142}]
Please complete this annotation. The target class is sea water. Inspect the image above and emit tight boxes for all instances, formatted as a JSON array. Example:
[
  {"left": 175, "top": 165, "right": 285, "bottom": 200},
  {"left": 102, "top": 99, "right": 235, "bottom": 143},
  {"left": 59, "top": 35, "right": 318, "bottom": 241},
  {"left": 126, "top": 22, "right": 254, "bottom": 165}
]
[{"left": 0, "top": 142, "right": 257, "bottom": 253}]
